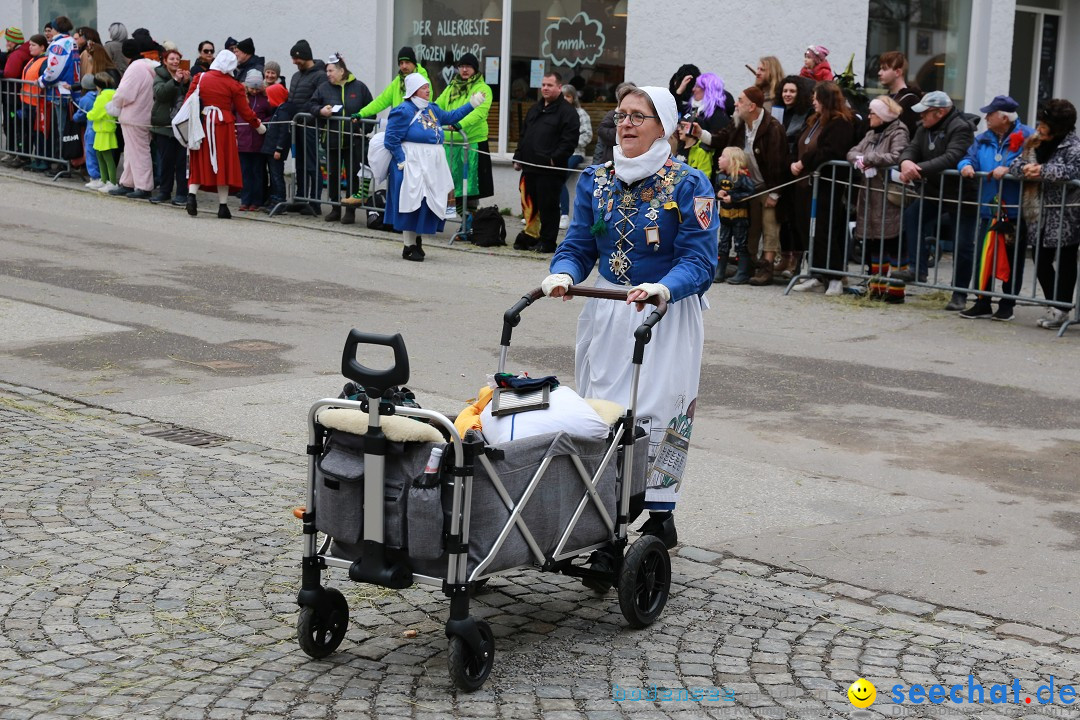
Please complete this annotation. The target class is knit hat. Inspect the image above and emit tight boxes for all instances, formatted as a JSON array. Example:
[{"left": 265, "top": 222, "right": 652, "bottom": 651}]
[
  {"left": 869, "top": 97, "right": 900, "bottom": 123},
  {"left": 3, "top": 27, "right": 23, "bottom": 44},
  {"left": 161, "top": 40, "right": 178, "bottom": 53},
  {"left": 807, "top": 44, "right": 829, "bottom": 60},
  {"left": 264, "top": 60, "right": 281, "bottom": 76},
  {"left": 397, "top": 46, "right": 417, "bottom": 64},
  {"left": 236, "top": 37, "right": 254, "bottom": 55},
  {"left": 742, "top": 86, "right": 766, "bottom": 108},
  {"left": 224, "top": 36, "right": 238, "bottom": 49},
  {"left": 243, "top": 68, "right": 264, "bottom": 88},
  {"left": 290, "top": 39, "right": 313, "bottom": 61},
  {"left": 121, "top": 38, "right": 141, "bottom": 60},
  {"left": 80, "top": 73, "right": 95, "bottom": 91},
  {"left": 266, "top": 83, "right": 288, "bottom": 107},
  {"left": 455, "top": 52, "right": 479, "bottom": 73}
]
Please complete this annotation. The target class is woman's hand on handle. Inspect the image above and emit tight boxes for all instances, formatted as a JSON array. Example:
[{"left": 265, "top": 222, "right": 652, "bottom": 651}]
[
  {"left": 628, "top": 283, "right": 670, "bottom": 312},
  {"left": 542, "top": 273, "right": 573, "bottom": 300}
]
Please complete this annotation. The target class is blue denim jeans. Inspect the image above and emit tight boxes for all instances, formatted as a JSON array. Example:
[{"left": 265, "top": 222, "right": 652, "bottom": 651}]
[{"left": 560, "top": 154, "right": 585, "bottom": 215}]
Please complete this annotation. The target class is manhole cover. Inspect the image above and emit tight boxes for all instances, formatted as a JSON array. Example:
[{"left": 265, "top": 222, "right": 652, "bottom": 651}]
[{"left": 142, "top": 427, "right": 229, "bottom": 447}]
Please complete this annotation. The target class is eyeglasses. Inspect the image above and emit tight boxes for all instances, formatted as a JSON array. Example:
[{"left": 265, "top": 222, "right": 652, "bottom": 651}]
[
  {"left": 200, "top": 48, "right": 214, "bottom": 54},
  {"left": 613, "top": 111, "right": 659, "bottom": 127}
]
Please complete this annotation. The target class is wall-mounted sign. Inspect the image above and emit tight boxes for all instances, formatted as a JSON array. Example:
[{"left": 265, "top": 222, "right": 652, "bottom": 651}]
[{"left": 541, "top": 12, "right": 606, "bottom": 68}]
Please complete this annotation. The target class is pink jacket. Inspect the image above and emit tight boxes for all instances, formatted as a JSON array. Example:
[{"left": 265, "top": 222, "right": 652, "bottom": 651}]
[{"left": 106, "top": 59, "right": 156, "bottom": 125}]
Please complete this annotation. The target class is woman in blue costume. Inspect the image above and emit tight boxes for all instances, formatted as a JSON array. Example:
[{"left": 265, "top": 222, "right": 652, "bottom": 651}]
[
  {"left": 384, "top": 72, "right": 486, "bottom": 261},
  {"left": 542, "top": 85, "right": 717, "bottom": 550}
]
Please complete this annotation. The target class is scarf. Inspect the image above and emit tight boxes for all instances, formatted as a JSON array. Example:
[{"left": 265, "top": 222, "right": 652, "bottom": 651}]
[
  {"left": 613, "top": 85, "right": 678, "bottom": 185},
  {"left": 411, "top": 97, "right": 429, "bottom": 111}
]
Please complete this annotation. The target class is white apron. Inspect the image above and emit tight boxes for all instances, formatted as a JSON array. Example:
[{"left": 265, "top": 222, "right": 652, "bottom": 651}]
[
  {"left": 399, "top": 142, "right": 454, "bottom": 218},
  {"left": 575, "top": 277, "right": 707, "bottom": 506}
]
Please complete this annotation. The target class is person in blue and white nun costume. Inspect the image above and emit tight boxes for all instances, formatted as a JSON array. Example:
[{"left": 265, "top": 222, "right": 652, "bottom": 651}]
[
  {"left": 384, "top": 72, "right": 486, "bottom": 262},
  {"left": 542, "top": 84, "right": 717, "bottom": 551}
]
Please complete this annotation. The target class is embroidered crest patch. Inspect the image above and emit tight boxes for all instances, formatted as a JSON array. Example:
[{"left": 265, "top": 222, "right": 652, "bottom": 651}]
[{"left": 693, "top": 197, "right": 714, "bottom": 230}]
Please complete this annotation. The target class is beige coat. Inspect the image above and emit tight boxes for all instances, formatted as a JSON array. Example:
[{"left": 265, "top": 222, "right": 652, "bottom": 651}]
[{"left": 847, "top": 119, "right": 910, "bottom": 241}]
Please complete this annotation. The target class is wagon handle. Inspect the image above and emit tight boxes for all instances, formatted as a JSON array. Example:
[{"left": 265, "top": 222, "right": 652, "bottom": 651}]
[
  {"left": 341, "top": 329, "right": 410, "bottom": 397},
  {"left": 500, "top": 288, "right": 546, "bottom": 347}
]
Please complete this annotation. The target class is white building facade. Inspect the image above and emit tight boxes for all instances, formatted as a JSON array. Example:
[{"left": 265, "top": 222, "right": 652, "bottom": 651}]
[{"left": 2, "top": 0, "right": 1076, "bottom": 210}]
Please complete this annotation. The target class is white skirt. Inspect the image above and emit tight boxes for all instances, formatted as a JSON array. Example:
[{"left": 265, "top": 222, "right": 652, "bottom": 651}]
[
  {"left": 575, "top": 277, "right": 707, "bottom": 506},
  {"left": 399, "top": 142, "right": 454, "bottom": 218}
]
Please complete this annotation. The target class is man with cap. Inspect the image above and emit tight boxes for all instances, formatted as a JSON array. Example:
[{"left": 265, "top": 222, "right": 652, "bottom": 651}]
[
  {"left": 232, "top": 37, "right": 264, "bottom": 82},
  {"left": 954, "top": 94, "right": 1034, "bottom": 320},
  {"left": 434, "top": 52, "right": 493, "bottom": 211},
  {"left": 354, "top": 46, "right": 430, "bottom": 120},
  {"left": 896, "top": 90, "right": 977, "bottom": 290},
  {"left": 708, "top": 85, "right": 789, "bottom": 284},
  {"left": 287, "top": 39, "right": 328, "bottom": 214}
]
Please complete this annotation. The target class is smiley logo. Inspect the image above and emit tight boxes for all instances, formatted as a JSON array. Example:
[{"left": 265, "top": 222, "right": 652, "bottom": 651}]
[{"left": 848, "top": 678, "right": 876, "bottom": 708}]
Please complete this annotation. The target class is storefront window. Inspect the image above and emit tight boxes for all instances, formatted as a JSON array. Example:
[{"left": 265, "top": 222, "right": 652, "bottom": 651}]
[
  {"left": 865, "top": 0, "right": 972, "bottom": 106},
  {"left": 394, "top": 0, "right": 504, "bottom": 145},
  {"left": 39, "top": 0, "right": 96, "bottom": 33}
]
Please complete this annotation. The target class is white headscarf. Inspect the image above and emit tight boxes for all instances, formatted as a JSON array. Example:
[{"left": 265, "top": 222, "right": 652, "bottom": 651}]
[
  {"left": 403, "top": 72, "right": 430, "bottom": 109},
  {"left": 210, "top": 49, "right": 238, "bottom": 75},
  {"left": 613, "top": 86, "right": 678, "bottom": 184}
]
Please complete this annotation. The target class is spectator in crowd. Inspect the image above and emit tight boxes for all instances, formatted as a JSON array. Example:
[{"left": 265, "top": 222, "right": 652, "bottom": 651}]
[
  {"left": 897, "top": 90, "right": 977, "bottom": 291},
  {"left": 846, "top": 96, "right": 910, "bottom": 275},
  {"left": 383, "top": 73, "right": 484, "bottom": 261},
  {"left": 237, "top": 69, "right": 272, "bottom": 212},
  {"left": 287, "top": 39, "right": 328, "bottom": 215},
  {"left": 512, "top": 71, "right": 580, "bottom": 254},
  {"left": 150, "top": 47, "right": 191, "bottom": 205},
  {"left": 877, "top": 51, "right": 920, "bottom": 136},
  {"left": 131, "top": 27, "right": 163, "bottom": 60},
  {"left": 2, "top": 27, "right": 29, "bottom": 166},
  {"left": 774, "top": 75, "right": 814, "bottom": 277},
  {"left": 1012, "top": 98, "right": 1080, "bottom": 330},
  {"left": 107, "top": 49, "right": 158, "bottom": 198},
  {"left": 559, "top": 84, "right": 591, "bottom": 228},
  {"left": 714, "top": 146, "right": 756, "bottom": 282},
  {"left": 260, "top": 86, "right": 291, "bottom": 212},
  {"left": 78, "top": 27, "right": 120, "bottom": 87},
  {"left": 43, "top": 22, "right": 54, "bottom": 43},
  {"left": 223, "top": 36, "right": 238, "bottom": 52},
  {"left": 104, "top": 22, "right": 128, "bottom": 74},
  {"left": 355, "top": 46, "right": 429, "bottom": 120},
  {"left": 39, "top": 16, "right": 80, "bottom": 97},
  {"left": 74, "top": 74, "right": 100, "bottom": 186},
  {"left": 192, "top": 40, "right": 214, "bottom": 76},
  {"left": 86, "top": 72, "right": 118, "bottom": 191},
  {"left": 956, "top": 95, "right": 1033, "bottom": 321},
  {"left": 311, "top": 54, "right": 372, "bottom": 223},
  {"left": 791, "top": 81, "right": 857, "bottom": 295},
  {"left": 183, "top": 49, "right": 266, "bottom": 218},
  {"left": 432, "top": 52, "right": 493, "bottom": 215},
  {"left": 711, "top": 86, "right": 789, "bottom": 285},
  {"left": 669, "top": 63, "right": 699, "bottom": 109},
  {"left": 19, "top": 34, "right": 49, "bottom": 171},
  {"left": 592, "top": 81, "right": 634, "bottom": 165},
  {"left": 263, "top": 60, "right": 283, "bottom": 86},
  {"left": 3, "top": 27, "right": 27, "bottom": 79},
  {"left": 755, "top": 56, "right": 784, "bottom": 113},
  {"left": 232, "top": 37, "right": 263, "bottom": 81},
  {"left": 677, "top": 72, "right": 730, "bottom": 181},
  {"left": 800, "top": 45, "right": 833, "bottom": 83}
]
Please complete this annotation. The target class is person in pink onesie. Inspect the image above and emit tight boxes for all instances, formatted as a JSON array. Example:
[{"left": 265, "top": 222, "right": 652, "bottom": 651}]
[{"left": 106, "top": 54, "right": 157, "bottom": 198}]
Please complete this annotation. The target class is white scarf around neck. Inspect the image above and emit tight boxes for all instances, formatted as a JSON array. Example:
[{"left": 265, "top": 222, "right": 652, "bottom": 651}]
[
  {"left": 411, "top": 97, "right": 430, "bottom": 110},
  {"left": 613, "top": 138, "right": 672, "bottom": 185}
]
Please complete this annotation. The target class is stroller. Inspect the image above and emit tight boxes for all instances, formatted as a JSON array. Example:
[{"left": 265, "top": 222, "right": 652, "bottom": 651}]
[{"left": 294, "top": 286, "right": 673, "bottom": 691}]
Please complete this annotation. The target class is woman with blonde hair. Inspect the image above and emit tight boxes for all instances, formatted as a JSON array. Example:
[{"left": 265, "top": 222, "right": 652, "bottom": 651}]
[{"left": 754, "top": 56, "right": 784, "bottom": 112}]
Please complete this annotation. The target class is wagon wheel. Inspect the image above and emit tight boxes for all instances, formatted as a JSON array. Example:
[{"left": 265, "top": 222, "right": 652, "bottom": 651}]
[
  {"left": 617, "top": 535, "right": 671, "bottom": 628},
  {"left": 447, "top": 620, "right": 494, "bottom": 692},
  {"left": 297, "top": 587, "right": 348, "bottom": 659}
]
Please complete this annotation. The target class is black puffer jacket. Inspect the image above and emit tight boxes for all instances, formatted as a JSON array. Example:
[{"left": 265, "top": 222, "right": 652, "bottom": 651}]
[
  {"left": 287, "top": 60, "right": 328, "bottom": 118},
  {"left": 897, "top": 106, "right": 977, "bottom": 203}
]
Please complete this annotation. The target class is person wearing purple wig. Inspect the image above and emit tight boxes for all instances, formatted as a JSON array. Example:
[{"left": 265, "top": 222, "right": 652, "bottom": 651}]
[{"left": 673, "top": 72, "right": 730, "bottom": 179}]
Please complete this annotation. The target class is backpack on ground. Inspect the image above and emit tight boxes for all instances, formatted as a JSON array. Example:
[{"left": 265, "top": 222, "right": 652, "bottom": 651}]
[{"left": 470, "top": 206, "right": 506, "bottom": 247}]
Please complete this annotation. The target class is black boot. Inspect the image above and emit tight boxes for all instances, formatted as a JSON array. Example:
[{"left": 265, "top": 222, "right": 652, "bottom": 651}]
[
  {"left": 186, "top": 193, "right": 198, "bottom": 217},
  {"left": 637, "top": 511, "right": 678, "bottom": 549},
  {"left": 728, "top": 253, "right": 753, "bottom": 284},
  {"left": 217, "top": 203, "right": 231, "bottom": 219},
  {"left": 714, "top": 257, "right": 728, "bottom": 284},
  {"left": 513, "top": 231, "right": 538, "bottom": 250},
  {"left": 340, "top": 207, "right": 356, "bottom": 225},
  {"left": 324, "top": 207, "right": 341, "bottom": 222}
]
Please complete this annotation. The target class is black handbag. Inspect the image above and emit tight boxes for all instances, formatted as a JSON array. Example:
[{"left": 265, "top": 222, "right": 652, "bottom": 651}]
[{"left": 60, "top": 101, "right": 83, "bottom": 161}]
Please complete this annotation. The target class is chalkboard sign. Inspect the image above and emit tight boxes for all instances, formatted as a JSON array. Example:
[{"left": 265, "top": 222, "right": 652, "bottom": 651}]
[
  {"left": 542, "top": 12, "right": 606, "bottom": 68},
  {"left": 1037, "top": 14, "right": 1059, "bottom": 106}
]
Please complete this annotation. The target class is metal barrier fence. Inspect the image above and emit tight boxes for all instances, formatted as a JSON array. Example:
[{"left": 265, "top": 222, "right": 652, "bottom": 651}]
[
  {"left": 282, "top": 113, "right": 473, "bottom": 243},
  {"left": 791, "top": 160, "right": 1080, "bottom": 337},
  {"left": 0, "top": 78, "right": 74, "bottom": 179}
]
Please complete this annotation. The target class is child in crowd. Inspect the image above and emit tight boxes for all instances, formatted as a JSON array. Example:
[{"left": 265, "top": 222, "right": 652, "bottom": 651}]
[
  {"left": 236, "top": 69, "right": 273, "bottom": 211},
  {"left": 85, "top": 72, "right": 118, "bottom": 192},
  {"left": 713, "top": 146, "right": 756, "bottom": 284},
  {"left": 260, "top": 88, "right": 292, "bottom": 212},
  {"left": 74, "top": 74, "right": 101, "bottom": 188}
]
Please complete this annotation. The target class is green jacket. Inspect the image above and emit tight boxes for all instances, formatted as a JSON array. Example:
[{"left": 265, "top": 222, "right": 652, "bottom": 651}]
[
  {"left": 434, "top": 73, "right": 492, "bottom": 144},
  {"left": 356, "top": 63, "right": 430, "bottom": 118}
]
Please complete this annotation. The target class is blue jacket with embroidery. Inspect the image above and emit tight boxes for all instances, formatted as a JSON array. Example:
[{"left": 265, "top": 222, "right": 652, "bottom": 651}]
[
  {"left": 956, "top": 120, "right": 1034, "bottom": 218},
  {"left": 384, "top": 100, "right": 477, "bottom": 166},
  {"left": 550, "top": 158, "right": 718, "bottom": 302}
]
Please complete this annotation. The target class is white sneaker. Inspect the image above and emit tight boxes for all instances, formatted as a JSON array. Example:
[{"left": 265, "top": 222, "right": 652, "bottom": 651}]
[
  {"left": 559, "top": 214, "right": 569, "bottom": 230},
  {"left": 97, "top": 182, "right": 116, "bottom": 193},
  {"left": 1037, "top": 308, "right": 1069, "bottom": 329},
  {"left": 85, "top": 179, "right": 103, "bottom": 189},
  {"left": 792, "top": 278, "right": 823, "bottom": 293},
  {"left": 444, "top": 206, "right": 459, "bottom": 220},
  {"left": 825, "top": 279, "right": 844, "bottom": 296},
  {"left": 520, "top": 217, "right": 527, "bottom": 225}
]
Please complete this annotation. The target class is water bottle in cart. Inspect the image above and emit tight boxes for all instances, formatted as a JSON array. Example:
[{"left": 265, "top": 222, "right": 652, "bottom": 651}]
[
  {"left": 422, "top": 446, "right": 443, "bottom": 481},
  {"left": 408, "top": 445, "right": 445, "bottom": 560}
]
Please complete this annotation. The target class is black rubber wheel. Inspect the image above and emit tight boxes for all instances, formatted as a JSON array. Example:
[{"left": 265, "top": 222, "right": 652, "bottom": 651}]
[
  {"left": 297, "top": 587, "right": 349, "bottom": 659},
  {"left": 618, "top": 535, "right": 671, "bottom": 628},
  {"left": 447, "top": 620, "right": 495, "bottom": 692}
]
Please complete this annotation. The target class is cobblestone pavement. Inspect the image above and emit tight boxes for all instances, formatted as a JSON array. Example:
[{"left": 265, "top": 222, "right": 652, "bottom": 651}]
[{"left": 1, "top": 384, "right": 1078, "bottom": 720}]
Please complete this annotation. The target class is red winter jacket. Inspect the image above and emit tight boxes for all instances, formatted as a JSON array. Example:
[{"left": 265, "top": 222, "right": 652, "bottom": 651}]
[
  {"left": 3, "top": 42, "right": 31, "bottom": 80},
  {"left": 800, "top": 61, "right": 833, "bottom": 83}
]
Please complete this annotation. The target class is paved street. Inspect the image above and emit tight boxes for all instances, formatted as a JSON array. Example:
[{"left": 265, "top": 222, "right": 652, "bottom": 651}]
[
  {"left": 1, "top": 386, "right": 1078, "bottom": 719},
  {"left": 1, "top": 169, "right": 1079, "bottom": 717}
]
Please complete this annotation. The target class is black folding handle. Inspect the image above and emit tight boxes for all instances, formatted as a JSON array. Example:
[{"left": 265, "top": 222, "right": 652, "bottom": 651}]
[
  {"left": 341, "top": 330, "right": 410, "bottom": 396},
  {"left": 500, "top": 288, "right": 546, "bottom": 347}
]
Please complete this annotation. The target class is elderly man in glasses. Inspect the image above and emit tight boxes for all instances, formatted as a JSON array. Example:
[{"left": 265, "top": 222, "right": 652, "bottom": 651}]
[{"left": 512, "top": 70, "right": 580, "bottom": 253}]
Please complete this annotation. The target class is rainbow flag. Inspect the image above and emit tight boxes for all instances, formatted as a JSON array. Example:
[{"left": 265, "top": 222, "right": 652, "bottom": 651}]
[{"left": 977, "top": 217, "right": 1013, "bottom": 291}]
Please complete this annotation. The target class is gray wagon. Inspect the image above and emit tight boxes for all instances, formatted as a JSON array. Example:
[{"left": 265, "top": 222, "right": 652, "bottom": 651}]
[{"left": 294, "top": 286, "right": 673, "bottom": 691}]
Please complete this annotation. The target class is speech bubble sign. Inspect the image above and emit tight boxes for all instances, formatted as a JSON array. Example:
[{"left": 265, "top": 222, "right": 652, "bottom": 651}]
[{"left": 542, "top": 12, "right": 606, "bottom": 68}]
